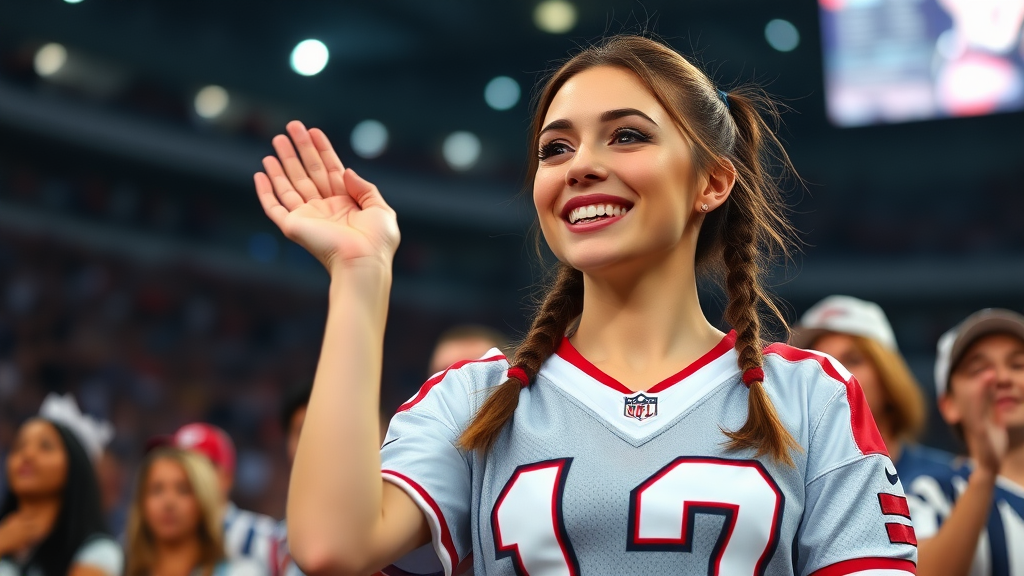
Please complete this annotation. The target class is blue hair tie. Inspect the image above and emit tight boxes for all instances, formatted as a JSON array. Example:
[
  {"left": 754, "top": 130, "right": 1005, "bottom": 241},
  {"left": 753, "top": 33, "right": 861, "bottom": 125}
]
[{"left": 717, "top": 88, "right": 730, "bottom": 110}]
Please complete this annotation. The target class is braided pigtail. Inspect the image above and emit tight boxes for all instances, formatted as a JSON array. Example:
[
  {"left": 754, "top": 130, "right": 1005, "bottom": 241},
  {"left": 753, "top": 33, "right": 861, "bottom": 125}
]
[
  {"left": 458, "top": 264, "right": 583, "bottom": 452},
  {"left": 718, "top": 89, "right": 801, "bottom": 466}
]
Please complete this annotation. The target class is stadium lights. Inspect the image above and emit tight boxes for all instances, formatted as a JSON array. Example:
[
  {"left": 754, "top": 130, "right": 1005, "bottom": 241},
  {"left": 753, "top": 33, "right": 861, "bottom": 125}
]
[
  {"left": 765, "top": 19, "right": 800, "bottom": 52},
  {"left": 194, "top": 85, "right": 230, "bottom": 120},
  {"left": 64, "top": 0, "right": 84, "bottom": 3},
  {"left": 443, "top": 131, "right": 481, "bottom": 171},
  {"left": 484, "top": 76, "right": 521, "bottom": 111},
  {"left": 350, "top": 120, "right": 389, "bottom": 159},
  {"left": 290, "top": 39, "right": 329, "bottom": 76},
  {"left": 34, "top": 43, "right": 68, "bottom": 78},
  {"left": 534, "top": 0, "right": 577, "bottom": 34}
]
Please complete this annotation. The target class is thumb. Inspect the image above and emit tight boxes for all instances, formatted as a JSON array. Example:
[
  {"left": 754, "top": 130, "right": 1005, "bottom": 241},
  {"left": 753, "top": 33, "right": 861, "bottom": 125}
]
[{"left": 343, "top": 169, "right": 392, "bottom": 212}]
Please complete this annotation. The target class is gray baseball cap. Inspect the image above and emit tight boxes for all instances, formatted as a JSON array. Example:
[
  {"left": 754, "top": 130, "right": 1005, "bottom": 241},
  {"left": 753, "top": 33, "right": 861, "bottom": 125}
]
[
  {"left": 790, "top": 295, "right": 898, "bottom": 351},
  {"left": 934, "top": 308, "right": 1024, "bottom": 398}
]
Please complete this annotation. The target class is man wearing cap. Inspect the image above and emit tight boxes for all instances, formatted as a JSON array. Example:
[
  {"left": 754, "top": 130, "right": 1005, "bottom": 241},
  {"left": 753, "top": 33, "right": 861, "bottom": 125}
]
[
  {"left": 906, "top": 309, "right": 1024, "bottom": 576},
  {"left": 174, "top": 423, "right": 277, "bottom": 575},
  {"left": 791, "top": 296, "right": 952, "bottom": 481}
]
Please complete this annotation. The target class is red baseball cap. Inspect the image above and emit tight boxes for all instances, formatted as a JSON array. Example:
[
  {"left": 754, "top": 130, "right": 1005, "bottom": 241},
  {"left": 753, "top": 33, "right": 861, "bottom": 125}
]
[{"left": 173, "top": 423, "right": 236, "bottom": 476}]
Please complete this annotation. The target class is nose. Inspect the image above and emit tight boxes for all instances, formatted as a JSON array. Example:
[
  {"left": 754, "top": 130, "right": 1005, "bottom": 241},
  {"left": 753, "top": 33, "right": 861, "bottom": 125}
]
[
  {"left": 564, "top": 145, "right": 608, "bottom": 188},
  {"left": 993, "top": 363, "right": 1014, "bottom": 389}
]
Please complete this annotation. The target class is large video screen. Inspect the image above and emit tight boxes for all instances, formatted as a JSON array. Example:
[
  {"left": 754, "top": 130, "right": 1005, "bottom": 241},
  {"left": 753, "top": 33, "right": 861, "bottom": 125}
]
[{"left": 819, "top": 0, "right": 1024, "bottom": 127}]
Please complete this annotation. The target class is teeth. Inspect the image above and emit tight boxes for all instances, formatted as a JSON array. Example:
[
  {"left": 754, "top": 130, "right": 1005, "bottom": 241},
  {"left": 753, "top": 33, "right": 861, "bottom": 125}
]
[{"left": 567, "top": 204, "right": 629, "bottom": 224}]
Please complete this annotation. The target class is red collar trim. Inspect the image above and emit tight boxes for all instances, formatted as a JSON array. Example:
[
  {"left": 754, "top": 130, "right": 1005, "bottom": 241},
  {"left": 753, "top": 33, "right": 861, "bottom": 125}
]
[{"left": 554, "top": 330, "right": 738, "bottom": 394}]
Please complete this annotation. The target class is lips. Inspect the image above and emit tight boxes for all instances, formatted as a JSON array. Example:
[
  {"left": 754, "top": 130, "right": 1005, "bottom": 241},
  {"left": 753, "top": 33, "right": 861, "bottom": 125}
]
[{"left": 558, "top": 194, "right": 634, "bottom": 231}]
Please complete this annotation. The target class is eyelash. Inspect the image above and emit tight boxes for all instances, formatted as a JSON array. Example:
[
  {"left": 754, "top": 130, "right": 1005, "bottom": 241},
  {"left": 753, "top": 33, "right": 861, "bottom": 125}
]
[{"left": 537, "top": 126, "right": 654, "bottom": 160}]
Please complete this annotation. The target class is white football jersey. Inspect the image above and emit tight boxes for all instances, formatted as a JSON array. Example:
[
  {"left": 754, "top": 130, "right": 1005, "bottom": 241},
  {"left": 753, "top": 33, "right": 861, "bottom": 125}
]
[
  {"left": 380, "top": 331, "right": 918, "bottom": 576},
  {"left": 224, "top": 502, "right": 276, "bottom": 575}
]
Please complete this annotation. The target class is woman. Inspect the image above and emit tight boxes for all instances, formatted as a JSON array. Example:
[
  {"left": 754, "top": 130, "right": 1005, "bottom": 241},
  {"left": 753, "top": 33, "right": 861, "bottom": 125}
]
[
  {"left": 125, "top": 448, "right": 260, "bottom": 576},
  {"left": 256, "top": 36, "right": 918, "bottom": 575},
  {"left": 790, "top": 294, "right": 950, "bottom": 473},
  {"left": 0, "top": 419, "right": 122, "bottom": 576}
]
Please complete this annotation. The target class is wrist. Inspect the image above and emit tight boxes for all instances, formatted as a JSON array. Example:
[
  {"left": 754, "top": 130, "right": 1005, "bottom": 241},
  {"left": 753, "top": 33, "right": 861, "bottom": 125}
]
[
  {"left": 969, "top": 464, "right": 998, "bottom": 486},
  {"left": 328, "top": 263, "right": 392, "bottom": 303}
]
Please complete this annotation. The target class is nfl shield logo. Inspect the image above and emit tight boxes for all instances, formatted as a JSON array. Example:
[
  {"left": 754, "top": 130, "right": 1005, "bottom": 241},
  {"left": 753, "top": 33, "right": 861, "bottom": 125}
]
[{"left": 623, "top": 393, "right": 658, "bottom": 422}]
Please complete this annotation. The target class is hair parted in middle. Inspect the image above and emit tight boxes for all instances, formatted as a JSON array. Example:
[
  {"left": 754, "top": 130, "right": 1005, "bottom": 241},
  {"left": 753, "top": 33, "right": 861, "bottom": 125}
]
[
  {"left": 457, "top": 34, "right": 802, "bottom": 465},
  {"left": 124, "top": 448, "right": 226, "bottom": 576}
]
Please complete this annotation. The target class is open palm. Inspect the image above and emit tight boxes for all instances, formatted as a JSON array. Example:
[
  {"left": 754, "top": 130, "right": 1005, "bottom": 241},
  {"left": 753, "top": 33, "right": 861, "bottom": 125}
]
[{"left": 254, "top": 121, "right": 400, "bottom": 272}]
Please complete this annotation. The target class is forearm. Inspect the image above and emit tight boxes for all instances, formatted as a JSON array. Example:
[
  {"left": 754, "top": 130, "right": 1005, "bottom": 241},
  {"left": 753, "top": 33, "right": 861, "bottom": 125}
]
[
  {"left": 287, "top": 266, "right": 393, "bottom": 567},
  {"left": 916, "top": 468, "right": 996, "bottom": 576}
]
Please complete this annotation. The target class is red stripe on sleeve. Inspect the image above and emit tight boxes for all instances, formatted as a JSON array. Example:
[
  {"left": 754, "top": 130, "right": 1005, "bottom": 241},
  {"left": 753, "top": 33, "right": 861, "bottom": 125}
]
[
  {"left": 809, "top": 557, "right": 917, "bottom": 575},
  {"left": 878, "top": 493, "right": 911, "bottom": 519},
  {"left": 886, "top": 522, "right": 918, "bottom": 546},
  {"left": 381, "top": 470, "right": 460, "bottom": 573},
  {"left": 763, "top": 344, "right": 888, "bottom": 457},
  {"left": 396, "top": 354, "right": 506, "bottom": 413}
]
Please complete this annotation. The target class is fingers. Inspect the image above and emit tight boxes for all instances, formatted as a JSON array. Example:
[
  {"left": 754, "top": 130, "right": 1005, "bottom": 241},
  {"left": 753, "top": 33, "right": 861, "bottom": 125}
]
[
  {"left": 272, "top": 133, "right": 321, "bottom": 202},
  {"left": 343, "top": 168, "right": 393, "bottom": 212},
  {"left": 286, "top": 121, "right": 334, "bottom": 197},
  {"left": 309, "top": 128, "right": 348, "bottom": 197},
  {"left": 261, "top": 156, "right": 307, "bottom": 211},
  {"left": 254, "top": 172, "right": 290, "bottom": 228}
]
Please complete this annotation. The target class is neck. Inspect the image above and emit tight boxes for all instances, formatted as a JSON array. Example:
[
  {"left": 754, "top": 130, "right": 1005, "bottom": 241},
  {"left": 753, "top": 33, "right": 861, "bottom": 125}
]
[
  {"left": 1001, "top": 430, "right": 1024, "bottom": 486},
  {"left": 572, "top": 242, "right": 723, "bottom": 391},
  {"left": 153, "top": 536, "right": 203, "bottom": 576},
  {"left": 15, "top": 496, "right": 61, "bottom": 530},
  {"left": 881, "top": 431, "right": 901, "bottom": 464}
]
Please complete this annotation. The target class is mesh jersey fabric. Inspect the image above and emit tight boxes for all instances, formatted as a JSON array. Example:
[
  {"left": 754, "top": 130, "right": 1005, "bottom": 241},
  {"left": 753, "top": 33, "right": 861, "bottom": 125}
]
[
  {"left": 381, "top": 332, "right": 918, "bottom": 576},
  {"left": 906, "top": 459, "right": 1024, "bottom": 576}
]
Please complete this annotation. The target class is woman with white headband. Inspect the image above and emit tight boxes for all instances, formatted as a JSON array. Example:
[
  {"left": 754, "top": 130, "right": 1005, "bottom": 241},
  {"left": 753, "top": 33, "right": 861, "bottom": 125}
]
[{"left": 0, "top": 394, "right": 122, "bottom": 576}]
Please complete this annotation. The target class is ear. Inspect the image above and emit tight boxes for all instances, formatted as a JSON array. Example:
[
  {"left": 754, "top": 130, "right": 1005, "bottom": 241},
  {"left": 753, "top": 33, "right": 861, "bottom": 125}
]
[
  {"left": 937, "top": 393, "right": 962, "bottom": 426},
  {"left": 696, "top": 158, "right": 736, "bottom": 214}
]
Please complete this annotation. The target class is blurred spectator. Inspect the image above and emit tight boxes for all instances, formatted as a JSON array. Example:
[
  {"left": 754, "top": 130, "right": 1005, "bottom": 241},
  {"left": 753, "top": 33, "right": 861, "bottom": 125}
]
[
  {"left": 270, "top": 385, "right": 312, "bottom": 576},
  {"left": 0, "top": 394, "right": 122, "bottom": 576},
  {"left": 124, "top": 448, "right": 260, "bottom": 576},
  {"left": 907, "top": 309, "right": 1024, "bottom": 576},
  {"left": 426, "top": 325, "right": 508, "bottom": 375},
  {"left": 172, "top": 424, "right": 276, "bottom": 572},
  {"left": 791, "top": 295, "right": 952, "bottom": 471}
]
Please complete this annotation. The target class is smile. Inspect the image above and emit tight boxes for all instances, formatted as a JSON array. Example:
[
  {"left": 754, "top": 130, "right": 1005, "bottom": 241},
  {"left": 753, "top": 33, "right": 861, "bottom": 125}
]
[{"left": 567, "top": 203, "right": 630, "bottom": 224}]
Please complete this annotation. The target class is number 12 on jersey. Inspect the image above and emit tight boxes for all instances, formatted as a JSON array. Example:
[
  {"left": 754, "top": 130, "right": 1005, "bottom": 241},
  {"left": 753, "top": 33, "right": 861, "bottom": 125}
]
[{"left": 491, "top": 457, "right": 784, "bottom": 576}]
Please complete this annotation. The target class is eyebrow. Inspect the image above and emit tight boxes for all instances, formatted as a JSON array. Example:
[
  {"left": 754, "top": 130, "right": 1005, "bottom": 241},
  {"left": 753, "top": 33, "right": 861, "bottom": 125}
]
[{"left": 539, "top": 108, "right": 658, "bottom": 136}]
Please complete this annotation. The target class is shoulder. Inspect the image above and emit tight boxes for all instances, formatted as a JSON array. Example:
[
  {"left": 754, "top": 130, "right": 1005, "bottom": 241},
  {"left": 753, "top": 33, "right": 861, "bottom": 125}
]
[
  {"left": 226, "top": 505, "right": 277, "bottom": 536},
  {"left": 72, "top": 534, "right": 124, "bottom": 575},
  {"left": 763, "top": 342, "right": 888, "bottom": 457},
  {"left": 396, "top": 348, "right": 510, "bottom": 413}
]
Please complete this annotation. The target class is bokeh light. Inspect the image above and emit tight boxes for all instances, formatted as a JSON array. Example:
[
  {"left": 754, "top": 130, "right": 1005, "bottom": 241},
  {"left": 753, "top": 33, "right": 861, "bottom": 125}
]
[
  {"left": 442, "top": 131, "right": 482, "bottom": 171},
  {"left": 765, "top": 19, "right": 800, "bottom": 52},
  {"left": 194, "top": 85, "right": 230, "bottom": 120},
  {"left": 290, "top": 39, "right": 330, "bottom": 76},
  {"left": 484, "top": 76, "right": 521, "bottom": 111},
  {"left": 350, "top": 120, "right": 389, "bottom": 159},
  {"left": 34, "top": 43, "right": 68, "bottom": 78},
  {"left": 64, "top": 0, "right": 84, "bottom": 3},
  {"left": 534, "top": 0, "right": 577, "bottom": 34}
]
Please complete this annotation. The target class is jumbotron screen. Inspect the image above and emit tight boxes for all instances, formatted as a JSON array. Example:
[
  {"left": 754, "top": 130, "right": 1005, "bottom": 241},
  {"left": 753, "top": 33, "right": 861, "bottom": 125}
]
[{"left": 819, "top": 0, "right": 1024, "bottom": 127}]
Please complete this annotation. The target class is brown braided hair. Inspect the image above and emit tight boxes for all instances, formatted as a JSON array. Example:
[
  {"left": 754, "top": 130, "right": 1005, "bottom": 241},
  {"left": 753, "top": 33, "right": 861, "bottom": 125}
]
[{"left": 458, "top": 35, "right": 801, "bottom": 465}]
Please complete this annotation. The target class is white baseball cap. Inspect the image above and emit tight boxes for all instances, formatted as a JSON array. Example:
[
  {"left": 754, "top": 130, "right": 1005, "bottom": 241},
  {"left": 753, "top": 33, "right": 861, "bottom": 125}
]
[
  {"left": 934, "top": 308, "right": 1024, "bottom": 398},
  {"left": 790, "top": 295, "right": 898, "bottom": 351}
]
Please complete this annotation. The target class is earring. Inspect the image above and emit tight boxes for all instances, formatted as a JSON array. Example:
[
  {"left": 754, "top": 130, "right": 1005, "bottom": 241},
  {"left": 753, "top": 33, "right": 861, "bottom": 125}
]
[{"left": 700, "top": 203, "right": 709, "bottom": 212}]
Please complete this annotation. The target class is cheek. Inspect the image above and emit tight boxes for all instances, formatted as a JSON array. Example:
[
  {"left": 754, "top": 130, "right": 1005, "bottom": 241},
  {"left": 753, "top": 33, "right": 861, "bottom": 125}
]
[{"left": 41, "top": 451, "right": 68, "bottom": 489}]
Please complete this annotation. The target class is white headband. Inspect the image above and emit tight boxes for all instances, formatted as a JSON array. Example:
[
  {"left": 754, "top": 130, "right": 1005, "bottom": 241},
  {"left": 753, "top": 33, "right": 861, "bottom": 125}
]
[{"left": 38, "top": 393, "right": 114, "bottom": 463}]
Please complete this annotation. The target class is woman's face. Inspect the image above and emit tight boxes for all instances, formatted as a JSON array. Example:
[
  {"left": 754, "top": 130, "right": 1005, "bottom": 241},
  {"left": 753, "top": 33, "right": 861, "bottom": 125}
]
[
  {"left": 143, "top": 458, "right": 202, "bottom": 544},
  {"left": 533, "top": 65, "right": 711, "bottom": 275},
  {"left": 6, "top": 420, "right": 68, "bottom": 499},
  {"left": 811, "top": 333, "right": 890, "bottom": 427}
]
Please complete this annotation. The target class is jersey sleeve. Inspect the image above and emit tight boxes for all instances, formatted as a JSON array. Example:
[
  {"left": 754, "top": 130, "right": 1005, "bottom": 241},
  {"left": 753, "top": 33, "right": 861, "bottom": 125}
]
[
  {"left": 381, "top": 358, "right": 500, "bottom": 576},
  {"left": 796, "top": 377, "right": 918, "bottom": 575},
  {"left": 72, "top": 535, "right": 125, "bottom": 576}
]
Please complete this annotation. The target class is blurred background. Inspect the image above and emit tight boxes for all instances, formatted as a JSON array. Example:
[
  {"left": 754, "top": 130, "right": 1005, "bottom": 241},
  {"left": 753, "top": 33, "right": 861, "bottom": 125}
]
[{"left": 0, "top": 0, "right": 1021, "bottom": 531}]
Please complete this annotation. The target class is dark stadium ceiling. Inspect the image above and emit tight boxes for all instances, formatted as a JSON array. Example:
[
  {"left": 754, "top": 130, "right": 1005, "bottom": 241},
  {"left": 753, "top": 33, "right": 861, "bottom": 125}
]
[{"left": 0, "top": 0, "right": 820, "bottom": 177}]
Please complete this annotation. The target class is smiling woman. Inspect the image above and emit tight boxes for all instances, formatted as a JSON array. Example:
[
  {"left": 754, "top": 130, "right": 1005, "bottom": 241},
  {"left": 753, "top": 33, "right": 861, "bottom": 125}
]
[{"left": 253, "top": 35, "right": 918, "bottom": 576}]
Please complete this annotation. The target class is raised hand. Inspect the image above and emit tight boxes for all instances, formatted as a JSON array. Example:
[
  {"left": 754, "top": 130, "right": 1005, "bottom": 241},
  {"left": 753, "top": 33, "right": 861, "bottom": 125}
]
[
  {"left": 255, "top": 121, "right": 400, "bottom": 274},
  {"left": 961, "top": 376, "right": 1009, "bottom": 475}
]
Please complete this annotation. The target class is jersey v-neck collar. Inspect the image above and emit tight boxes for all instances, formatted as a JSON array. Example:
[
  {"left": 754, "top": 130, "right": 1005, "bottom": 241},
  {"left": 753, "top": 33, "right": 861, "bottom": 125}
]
[{"left": 554, "top": 330, "right": 738, "bottom": 394}]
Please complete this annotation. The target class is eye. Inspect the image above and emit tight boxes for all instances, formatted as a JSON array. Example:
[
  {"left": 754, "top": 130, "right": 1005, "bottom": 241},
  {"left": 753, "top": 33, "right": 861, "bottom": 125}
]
[
  {"left": 611, "top": 127, "right": 653, "bottom": 145},
  {"left": 538, "top": 140, "right": 573, "bottom": 160}
]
